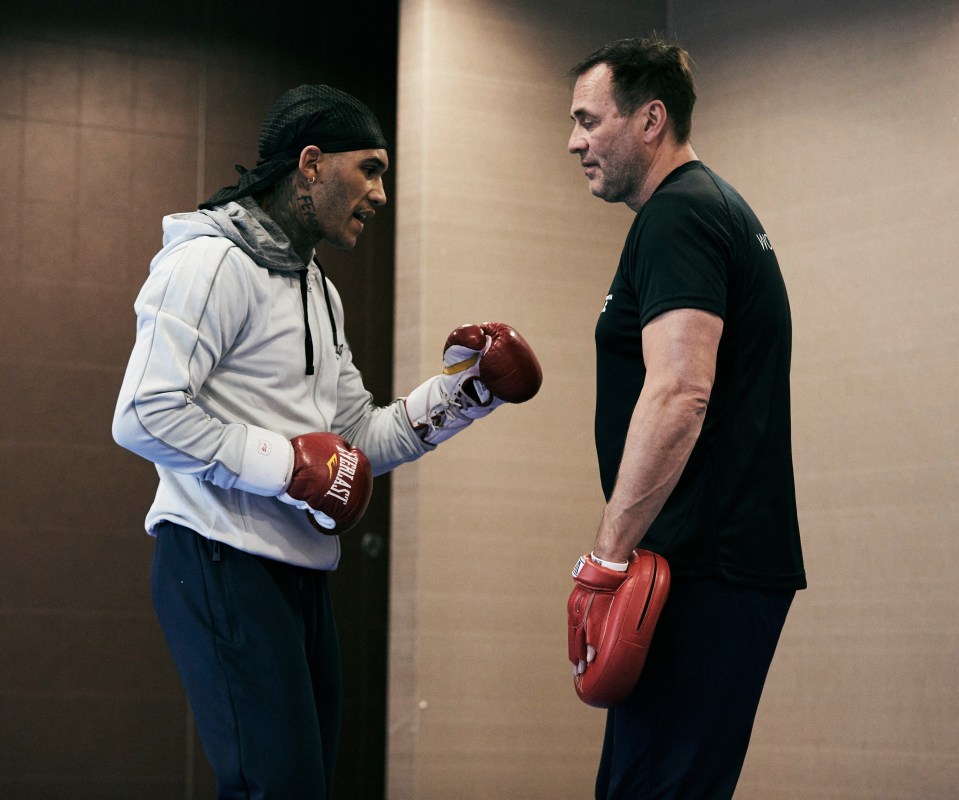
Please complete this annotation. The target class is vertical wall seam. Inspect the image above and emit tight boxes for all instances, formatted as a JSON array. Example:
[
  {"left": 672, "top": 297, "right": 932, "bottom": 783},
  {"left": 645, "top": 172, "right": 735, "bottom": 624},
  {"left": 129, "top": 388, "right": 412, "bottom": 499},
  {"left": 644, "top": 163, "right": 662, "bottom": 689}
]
[{"left": 195, "top": 56, "right": 207, "bottom": 208}]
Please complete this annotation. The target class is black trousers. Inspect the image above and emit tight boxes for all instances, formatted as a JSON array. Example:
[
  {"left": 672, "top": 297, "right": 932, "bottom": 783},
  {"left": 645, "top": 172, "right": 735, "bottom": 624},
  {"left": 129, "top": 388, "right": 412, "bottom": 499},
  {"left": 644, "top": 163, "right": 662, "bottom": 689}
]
[
  {"left": 595, "top": 577, "right": 794, "bottom": 800},
  {"left": 151, "top": 522, "right": 341, "bottom": 800}
]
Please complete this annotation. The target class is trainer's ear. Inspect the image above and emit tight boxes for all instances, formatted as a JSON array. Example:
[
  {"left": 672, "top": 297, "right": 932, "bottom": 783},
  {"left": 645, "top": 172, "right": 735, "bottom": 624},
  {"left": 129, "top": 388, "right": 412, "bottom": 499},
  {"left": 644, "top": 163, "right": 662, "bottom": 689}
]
[
  {"left": 298, "top": 145, "right": 325, "bottom": 186},
  {"left": 638, "top": 99, "right": 668, "bottom": 144}
]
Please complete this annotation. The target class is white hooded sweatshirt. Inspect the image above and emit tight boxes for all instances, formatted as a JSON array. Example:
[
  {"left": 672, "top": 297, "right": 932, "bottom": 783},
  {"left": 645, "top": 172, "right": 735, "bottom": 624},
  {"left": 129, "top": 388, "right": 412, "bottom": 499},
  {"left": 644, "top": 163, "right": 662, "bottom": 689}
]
[{"left": 113, "top": 199, "right": 429, "bottom": 569}]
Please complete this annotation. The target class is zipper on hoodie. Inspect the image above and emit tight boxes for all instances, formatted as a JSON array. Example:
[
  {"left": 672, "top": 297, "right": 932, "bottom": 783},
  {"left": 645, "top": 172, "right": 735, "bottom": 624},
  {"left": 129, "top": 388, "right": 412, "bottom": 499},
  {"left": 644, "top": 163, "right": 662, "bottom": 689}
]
[
  {"left": 313, "top": 259, "right": 343, "bottom": 360},
  {"left": 299, "top": 261, "right": 343, "bottom": 380}
]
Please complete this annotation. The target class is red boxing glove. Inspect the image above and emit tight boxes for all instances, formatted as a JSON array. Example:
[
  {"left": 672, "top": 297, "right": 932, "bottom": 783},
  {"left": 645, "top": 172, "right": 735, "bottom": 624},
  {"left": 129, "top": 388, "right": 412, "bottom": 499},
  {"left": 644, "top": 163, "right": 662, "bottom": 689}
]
[
  {"left": 442, "top": 322, "right": 542, "bottom": 405},
  {"left": 567, "top": 550, "right": 670, "bottom": 708},
  {"left": 281, "top": 432, "right": 373, "bottom": 535},
  {"left": 475, "top": 322, "right": 542, "bottom": 403},
  {"left": 405, "top": 321, "right": 541, "bottom": 444}
]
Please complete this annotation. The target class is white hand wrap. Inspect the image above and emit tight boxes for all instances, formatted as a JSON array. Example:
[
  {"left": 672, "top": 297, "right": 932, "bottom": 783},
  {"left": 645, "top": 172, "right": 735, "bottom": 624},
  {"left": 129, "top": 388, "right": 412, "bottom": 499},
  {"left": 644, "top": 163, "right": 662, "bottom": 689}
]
[{"left": 404, "top": 336, "right": 502, "bottom": 445}]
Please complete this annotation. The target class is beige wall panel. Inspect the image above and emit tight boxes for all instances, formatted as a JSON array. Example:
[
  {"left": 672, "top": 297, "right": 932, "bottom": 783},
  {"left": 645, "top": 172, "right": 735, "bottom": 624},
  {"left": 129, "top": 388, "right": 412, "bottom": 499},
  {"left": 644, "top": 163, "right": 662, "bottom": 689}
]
[
  {"left": 398, "top": 0, "right": 959, "bottom": 797},
  {"left": 393, "top": 0, "right": 665, "bottom": 797},
  {"left": 669, "top": 1, "right": 959, "bottom": 798}
]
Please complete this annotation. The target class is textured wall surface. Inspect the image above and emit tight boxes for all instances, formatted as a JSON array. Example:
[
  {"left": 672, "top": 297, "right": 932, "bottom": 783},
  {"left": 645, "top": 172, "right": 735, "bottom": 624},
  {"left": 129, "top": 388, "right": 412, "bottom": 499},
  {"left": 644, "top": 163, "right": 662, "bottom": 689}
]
[
  {"left": 671, "top": 2, "right": 959, "bottom": 797},
  {"left": 391, "top": 2, "right": 665, "bottom": 797},
  {"left": 0, "top": 5, "right": 399, "bottom": 798},
  {"left": 391, "top": 0, "right": 959, "bottom": 798}
]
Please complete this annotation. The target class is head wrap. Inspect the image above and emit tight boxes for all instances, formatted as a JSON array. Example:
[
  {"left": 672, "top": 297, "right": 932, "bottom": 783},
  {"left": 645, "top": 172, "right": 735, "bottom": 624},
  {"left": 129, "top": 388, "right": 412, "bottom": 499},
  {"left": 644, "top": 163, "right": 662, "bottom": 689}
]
[{"left": 200, "top": 85, "right": 388, "bottom": 209}]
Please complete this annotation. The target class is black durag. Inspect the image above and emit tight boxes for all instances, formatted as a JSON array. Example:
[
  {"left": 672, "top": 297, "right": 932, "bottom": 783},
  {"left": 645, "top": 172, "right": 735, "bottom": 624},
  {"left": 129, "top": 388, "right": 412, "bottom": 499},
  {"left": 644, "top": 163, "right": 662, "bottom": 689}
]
[{"left": 200, "top": 84, "right": 388, "bottom": 209}]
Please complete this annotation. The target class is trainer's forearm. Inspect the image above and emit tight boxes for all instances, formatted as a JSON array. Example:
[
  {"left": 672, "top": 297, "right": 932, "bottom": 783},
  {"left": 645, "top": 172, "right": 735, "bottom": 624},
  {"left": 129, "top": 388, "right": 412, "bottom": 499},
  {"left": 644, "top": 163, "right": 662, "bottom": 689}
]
[{"left": 594, "top": 380, "right": 708, "bottom": 562}]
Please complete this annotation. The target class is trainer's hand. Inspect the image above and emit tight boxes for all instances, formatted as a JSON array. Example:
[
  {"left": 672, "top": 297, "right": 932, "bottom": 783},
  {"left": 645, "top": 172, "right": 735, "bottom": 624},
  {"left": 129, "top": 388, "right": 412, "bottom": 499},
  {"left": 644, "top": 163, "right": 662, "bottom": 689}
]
[
  {"left": 567, "top": 550, "right": 671, "bottom": 707},
  {"left": 573, "top": 644, "right": 597, "bottom": 677},
  {"left": 278, "top": 432, "right": 373, "bottom": 535},
  {"left": 404, "top": 321, "right": 542, "bottom": 444}
]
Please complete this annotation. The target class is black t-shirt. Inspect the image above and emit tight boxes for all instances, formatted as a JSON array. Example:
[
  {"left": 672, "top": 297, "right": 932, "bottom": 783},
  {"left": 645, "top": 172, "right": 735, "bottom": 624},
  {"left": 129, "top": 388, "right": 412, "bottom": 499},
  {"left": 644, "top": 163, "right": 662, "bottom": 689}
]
[{"left": 595, "top": 161, "right": 806, "bottom": 591}]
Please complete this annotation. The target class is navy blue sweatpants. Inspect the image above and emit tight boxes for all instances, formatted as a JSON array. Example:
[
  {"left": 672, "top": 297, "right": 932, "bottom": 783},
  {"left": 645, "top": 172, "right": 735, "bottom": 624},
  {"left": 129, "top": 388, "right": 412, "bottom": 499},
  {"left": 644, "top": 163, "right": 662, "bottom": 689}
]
[
  {"left": 595, "top": 577, "right": 794, "bottom": 800},
  {"left": 151, "top": 522, "right": 342, "bottom": 799}
]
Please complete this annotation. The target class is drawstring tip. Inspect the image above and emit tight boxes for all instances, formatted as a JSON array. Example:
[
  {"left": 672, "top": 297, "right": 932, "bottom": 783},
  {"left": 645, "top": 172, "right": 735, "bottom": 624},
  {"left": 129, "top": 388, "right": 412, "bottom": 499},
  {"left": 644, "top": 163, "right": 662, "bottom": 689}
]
[{"left": 306, "top": 365, "right": 315, "bottom": 376}]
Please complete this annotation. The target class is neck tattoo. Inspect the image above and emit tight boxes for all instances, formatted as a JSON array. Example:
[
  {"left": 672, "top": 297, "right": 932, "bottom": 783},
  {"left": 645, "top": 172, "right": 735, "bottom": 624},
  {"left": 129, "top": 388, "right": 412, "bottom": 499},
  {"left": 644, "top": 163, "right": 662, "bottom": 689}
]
[
  {"left": 297, "top": 191, "right": 323, "bottom": 242},
  {"left": 261, "top": 177, "right": 318, "bottom": 263}
]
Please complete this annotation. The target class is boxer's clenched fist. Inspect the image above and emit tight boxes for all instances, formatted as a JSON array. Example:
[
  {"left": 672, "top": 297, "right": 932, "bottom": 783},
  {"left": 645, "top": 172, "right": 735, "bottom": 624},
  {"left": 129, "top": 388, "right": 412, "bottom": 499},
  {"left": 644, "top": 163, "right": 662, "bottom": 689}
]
[
  {"left": 405, "top": 321, "right": 542, "bottom": 444},
  {"left": 279, "top": 432, "right": 373, "bottom": 535},
  {"left": 473, "top": 322, "right": 542, "bottom": 403}
]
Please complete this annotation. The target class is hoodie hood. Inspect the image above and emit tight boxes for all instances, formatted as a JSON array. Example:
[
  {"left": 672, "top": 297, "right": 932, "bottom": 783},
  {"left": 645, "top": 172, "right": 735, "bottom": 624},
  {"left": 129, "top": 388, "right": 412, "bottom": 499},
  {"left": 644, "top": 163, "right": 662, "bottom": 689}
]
[{"left": 158, "top": 197, "right": 309, "bottom": 274}]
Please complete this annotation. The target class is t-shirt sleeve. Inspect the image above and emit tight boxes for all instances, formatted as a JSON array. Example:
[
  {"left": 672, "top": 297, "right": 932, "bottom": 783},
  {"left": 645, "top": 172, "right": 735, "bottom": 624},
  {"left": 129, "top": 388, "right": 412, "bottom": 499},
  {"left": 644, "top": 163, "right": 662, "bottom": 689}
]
[{"left": 625, "top": 196, "right": 729, "bottom": 327}]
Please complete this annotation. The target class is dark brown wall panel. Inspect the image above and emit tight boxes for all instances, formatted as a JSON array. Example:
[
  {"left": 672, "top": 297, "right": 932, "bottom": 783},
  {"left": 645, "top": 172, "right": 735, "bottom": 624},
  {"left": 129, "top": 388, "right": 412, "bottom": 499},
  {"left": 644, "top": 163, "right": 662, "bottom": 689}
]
[{"left": 0, "top": 3, "right": 398, "bottom": 798}]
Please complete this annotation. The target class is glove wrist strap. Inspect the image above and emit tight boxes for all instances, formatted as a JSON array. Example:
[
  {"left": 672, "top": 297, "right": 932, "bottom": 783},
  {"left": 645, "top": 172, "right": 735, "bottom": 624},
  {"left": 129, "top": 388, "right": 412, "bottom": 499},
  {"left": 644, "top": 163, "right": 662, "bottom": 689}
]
[{"left": 590, "top": 551, "right": 629, "bottom": 572}]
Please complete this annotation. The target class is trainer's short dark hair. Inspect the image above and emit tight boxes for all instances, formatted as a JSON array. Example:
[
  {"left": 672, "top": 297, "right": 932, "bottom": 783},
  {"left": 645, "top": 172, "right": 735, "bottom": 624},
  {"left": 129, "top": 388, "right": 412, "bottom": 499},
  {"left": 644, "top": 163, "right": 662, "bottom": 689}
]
[{"left": 570, "top": 35, "right": 696, "bottom": 143}]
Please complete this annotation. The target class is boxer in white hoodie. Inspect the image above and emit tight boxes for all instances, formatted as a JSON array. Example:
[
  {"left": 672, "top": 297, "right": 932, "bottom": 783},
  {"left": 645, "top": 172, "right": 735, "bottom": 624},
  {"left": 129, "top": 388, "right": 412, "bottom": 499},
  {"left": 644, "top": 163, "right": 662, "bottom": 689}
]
[{"left": 113, "top": 85, "right": 541, "bottom": 799}]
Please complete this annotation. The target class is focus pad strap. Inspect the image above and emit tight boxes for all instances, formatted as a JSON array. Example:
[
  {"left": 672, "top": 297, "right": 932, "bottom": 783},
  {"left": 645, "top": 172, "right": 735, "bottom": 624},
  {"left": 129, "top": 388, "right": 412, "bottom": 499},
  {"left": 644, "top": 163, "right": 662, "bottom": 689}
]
[{"left": 567, "top": 549, "right": 671, "bottom": 708}]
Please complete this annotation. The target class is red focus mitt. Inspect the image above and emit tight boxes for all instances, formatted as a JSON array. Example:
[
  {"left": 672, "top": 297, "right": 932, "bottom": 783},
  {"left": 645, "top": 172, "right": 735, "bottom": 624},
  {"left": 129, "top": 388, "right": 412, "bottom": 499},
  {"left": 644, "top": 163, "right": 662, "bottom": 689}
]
[{"left": 567, "top": 549, "right": 670, "bottom": 708}]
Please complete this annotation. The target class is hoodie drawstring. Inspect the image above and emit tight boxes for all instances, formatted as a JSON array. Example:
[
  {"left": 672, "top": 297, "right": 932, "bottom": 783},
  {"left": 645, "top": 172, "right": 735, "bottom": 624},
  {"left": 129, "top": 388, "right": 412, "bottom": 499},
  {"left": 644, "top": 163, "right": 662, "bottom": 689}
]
[
  {"left": 298, "top": 270, "right": 315, "bottom": 375},
  {"left": 299, "top": 261, "right": 342, "bottom": 376}
]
